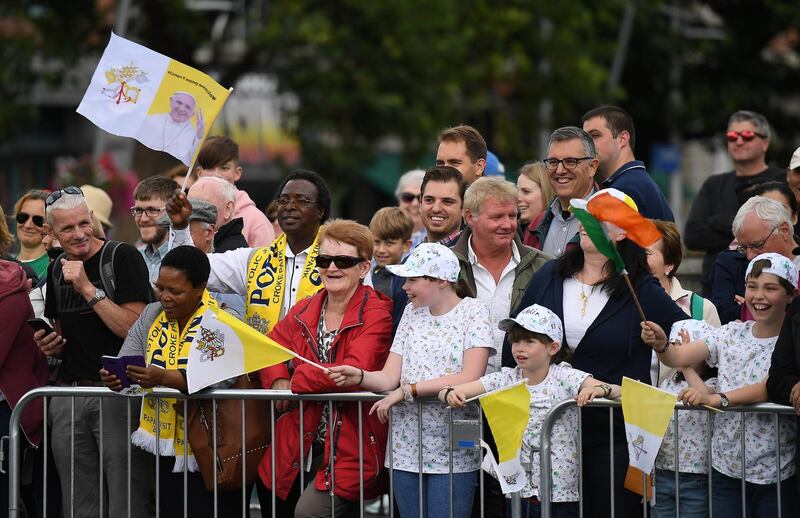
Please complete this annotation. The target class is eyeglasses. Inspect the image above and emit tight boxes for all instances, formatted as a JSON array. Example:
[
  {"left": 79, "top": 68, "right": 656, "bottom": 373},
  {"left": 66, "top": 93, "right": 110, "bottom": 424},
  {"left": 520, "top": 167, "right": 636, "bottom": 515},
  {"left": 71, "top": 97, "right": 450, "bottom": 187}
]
[
  {"left": 542, "top": 157, "right": 593, "bottom": 171},
  {"left": 45, "top": 186, "right": 83, "bottom": 207},
  {"left": 130, "top": 206, "right": 166, "bottom": 218},
  {"left": 276, "top": 195, "right": 317, "bottom": 208},
  {"left": 16, "top": 212, "right": 44, "bottom": 227},
  {"left": 399, "top": 192, "right": 419, "bottom": 203},
  {"left": 315, "top": 254, "right": 364, "bottom": 269},
  {"left": 726, "top": 130, "right": 767, "bottom": 143},
  {"left": 736, "top": 226, "right": 777, "bottom": 254}
]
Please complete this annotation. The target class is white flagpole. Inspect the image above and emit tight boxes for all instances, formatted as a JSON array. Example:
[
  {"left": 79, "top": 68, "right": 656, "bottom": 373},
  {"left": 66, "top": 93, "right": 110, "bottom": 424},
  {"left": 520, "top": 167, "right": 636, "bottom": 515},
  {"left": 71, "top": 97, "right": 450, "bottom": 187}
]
[
  {"left": 289, "top": 351, "right": 330, "bottom": 373},
  {"left": 465, "top": 378, "right": 528, "bottom": 403}
]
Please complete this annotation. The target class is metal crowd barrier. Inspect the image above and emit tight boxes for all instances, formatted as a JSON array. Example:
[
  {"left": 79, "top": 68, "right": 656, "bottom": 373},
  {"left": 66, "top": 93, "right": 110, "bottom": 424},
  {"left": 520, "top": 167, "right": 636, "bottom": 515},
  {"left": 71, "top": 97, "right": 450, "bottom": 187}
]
[
  {"left": 539, "top": 399, "right": 797, "bottom": 518},
  {"left": 6, "top": 387, "right": 503, "bottom": 518}
]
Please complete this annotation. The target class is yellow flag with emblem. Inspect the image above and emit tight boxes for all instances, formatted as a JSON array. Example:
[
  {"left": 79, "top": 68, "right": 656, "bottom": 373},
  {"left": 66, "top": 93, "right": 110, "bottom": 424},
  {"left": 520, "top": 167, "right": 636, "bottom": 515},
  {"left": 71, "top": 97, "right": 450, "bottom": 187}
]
[
  {"left": 622, "top": 377, "right": 676, "bottom": 474},
  {"left": 478, "top": 379, "right": 531, "bottom": 494}
]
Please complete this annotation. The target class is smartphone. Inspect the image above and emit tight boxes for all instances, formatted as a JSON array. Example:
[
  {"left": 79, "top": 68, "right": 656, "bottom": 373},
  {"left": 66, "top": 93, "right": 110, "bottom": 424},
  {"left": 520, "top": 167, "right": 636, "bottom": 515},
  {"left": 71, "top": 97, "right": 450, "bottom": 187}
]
[{"left": 27, "top": 318, "right": 55, "bottom": 335}]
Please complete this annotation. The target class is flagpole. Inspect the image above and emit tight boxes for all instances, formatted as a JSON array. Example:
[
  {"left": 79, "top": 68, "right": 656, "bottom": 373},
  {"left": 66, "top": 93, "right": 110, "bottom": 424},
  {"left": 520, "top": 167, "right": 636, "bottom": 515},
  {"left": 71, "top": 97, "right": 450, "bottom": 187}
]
[
  {"left": 465, "top": 378, "right": 528, "bottom": 403},
  {"left": 290, "top": 352, "right": 330, "bottom": 374},
  {"left": 621, "top": 269, "right": 647, "bottom": 322},
  {"left": 181, "top": 86, "right": 235, "bottom": 192}
]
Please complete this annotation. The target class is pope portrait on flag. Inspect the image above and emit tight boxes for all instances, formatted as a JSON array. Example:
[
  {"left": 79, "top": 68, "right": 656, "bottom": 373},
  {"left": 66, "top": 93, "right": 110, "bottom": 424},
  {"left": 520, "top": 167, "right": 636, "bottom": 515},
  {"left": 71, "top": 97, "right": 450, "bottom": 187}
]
[{"left": 135, "top": 91, "right": 205, "bottom": 165}]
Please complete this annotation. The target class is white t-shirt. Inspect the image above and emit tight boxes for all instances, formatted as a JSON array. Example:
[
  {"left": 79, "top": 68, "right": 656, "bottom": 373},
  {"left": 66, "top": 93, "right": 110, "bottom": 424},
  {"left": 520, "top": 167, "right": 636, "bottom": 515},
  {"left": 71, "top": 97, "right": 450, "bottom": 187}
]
[
  {"left": 388, "top": 297, "right": 495, "bottom": 474},
  {"left": 704, "top": 321, "right": 796, "bottom": 484},
  {"left": 562, "top": 277, "right": 609, "bottom": 350},
  {"left": 480, "top": 364, "right": 590, "bottom": 502},
  {"left": 656, "top": 374, "right": 718, "bottom": 474}
]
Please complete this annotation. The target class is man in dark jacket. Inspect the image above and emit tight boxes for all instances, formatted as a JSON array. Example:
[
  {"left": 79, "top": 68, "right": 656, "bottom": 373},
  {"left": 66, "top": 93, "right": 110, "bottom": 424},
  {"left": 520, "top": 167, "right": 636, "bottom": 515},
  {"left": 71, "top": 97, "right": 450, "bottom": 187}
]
[
  {"left": 188, "top": 175, "right": 249, "bottom": 252},
  {"left": 685, "top": 110, "right": 786, "bottom": 295}
]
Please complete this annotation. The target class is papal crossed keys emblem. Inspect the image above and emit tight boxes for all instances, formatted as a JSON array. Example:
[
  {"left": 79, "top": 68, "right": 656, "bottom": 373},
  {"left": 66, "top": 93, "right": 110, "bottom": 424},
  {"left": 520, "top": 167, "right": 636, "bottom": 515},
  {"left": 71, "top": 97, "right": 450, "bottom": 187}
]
[
  {"left": 196, "top": 326, "right": 225, "bottom": 362},
  {"left": 247, "top": 314, "right": 270, "bottom": 334},
  {"left": 631, "top": 434, "right": 647, "bottom": 461}
]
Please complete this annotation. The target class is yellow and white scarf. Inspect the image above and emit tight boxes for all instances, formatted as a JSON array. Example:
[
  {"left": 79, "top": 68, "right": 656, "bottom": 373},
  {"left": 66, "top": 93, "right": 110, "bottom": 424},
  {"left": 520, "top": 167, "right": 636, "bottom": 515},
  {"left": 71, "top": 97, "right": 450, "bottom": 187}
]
[
  {"left": 244, "top": 232, "right": 323, "bottom": 334},
  {"left": 131, "top": 290, "right": 216, "bottom": 472}
]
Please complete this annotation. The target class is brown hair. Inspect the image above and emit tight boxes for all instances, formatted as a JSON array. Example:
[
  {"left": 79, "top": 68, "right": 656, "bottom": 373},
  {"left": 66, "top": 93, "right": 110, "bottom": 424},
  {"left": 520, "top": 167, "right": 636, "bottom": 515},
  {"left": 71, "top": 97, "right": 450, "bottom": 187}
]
[
  {"left": 420, "top": 165, "right": 467, "bottom": 202},
  {"left": 165, "top": 163, "right": 194, "bottom": 181},
  {"left": 0, "top": 206, "right": 13, "bottom": 256},
  {"left": 506, "top": 323, "right": 569, "bottom": 364},
  {"left": 652, "top": 220, "right": 682, "bottom": 278},
  {"left": 438, "top": 125, "right": 487, "bottom": 163},
  {"left": 747, "top": 258, "right": 795, "bottom": 295},
  {"left": 197, "top": 136, "right": 240, "bottom": 169},
  {"left": 369, "top": 207, "right": 413, "bottom": 241},
  {"left": 518, "top": 162, "right": 555, "bottom": 206},
  {"left": 581, "top": 105, "right": 637, "bottom": 151},
  {"left": 318, "top": 219, "right": 374, "bottom": 262},
  {"left": 14, "top": 189, "right": 50, "bottom": 218},
  {"left": 134, "top": 176, "right": 179, "bottom": 201}
]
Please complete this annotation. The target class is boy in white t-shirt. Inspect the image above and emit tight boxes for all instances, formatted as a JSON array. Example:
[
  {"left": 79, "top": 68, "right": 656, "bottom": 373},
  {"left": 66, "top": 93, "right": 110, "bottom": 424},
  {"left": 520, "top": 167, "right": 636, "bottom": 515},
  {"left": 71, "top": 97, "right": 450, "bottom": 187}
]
[
  {"left": 440, "top": 304, "right": 621, "bottom": 518},
  {"left": 328, "top": 242, "right": 495, "bottom": 517},
  {"left": 643, "top": 252, "right": 799, "bottom": 517}
]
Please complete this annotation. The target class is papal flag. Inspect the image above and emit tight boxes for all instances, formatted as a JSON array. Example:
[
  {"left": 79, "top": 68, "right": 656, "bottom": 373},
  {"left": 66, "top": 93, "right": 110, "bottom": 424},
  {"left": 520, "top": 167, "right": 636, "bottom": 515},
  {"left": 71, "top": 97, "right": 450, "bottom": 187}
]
[
  {"left": 187, "top": 306, "right": 305, "bottom": 394},
  {"left": 77, "top": 32, "right": 232, "bottom": 166},
  {"left": 621, "top": 377, "right": 675, "bottom": 476},
  {"left": 477, "top": 379, "right": 530, "bottom": 494}
]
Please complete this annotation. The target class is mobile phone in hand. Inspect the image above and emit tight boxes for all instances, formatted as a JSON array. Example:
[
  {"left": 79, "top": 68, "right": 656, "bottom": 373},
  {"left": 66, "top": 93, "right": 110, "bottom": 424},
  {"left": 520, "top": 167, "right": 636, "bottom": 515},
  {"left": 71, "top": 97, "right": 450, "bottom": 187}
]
[{"left": 27, "top": 318, "right": 55, "bottom": 335}]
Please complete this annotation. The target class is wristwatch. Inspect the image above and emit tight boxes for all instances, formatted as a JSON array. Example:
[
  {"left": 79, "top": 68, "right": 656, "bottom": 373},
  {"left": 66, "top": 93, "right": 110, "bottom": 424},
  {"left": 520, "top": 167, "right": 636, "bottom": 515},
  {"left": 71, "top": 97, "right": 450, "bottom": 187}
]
[
  {"left": 88, "top": 288, "right": 107, "bottom": 307},
  {"left": 718, "top": 393, "right": 730, "bottom": 408}
]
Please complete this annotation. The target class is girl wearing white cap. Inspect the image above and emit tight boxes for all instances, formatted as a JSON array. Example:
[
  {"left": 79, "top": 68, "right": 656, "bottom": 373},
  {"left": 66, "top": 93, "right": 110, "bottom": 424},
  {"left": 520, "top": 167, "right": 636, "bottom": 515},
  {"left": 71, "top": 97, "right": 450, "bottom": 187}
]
[
  {"left": 329, "top": 242, "right": 495, "bottom": 517},
  {"left": 643, "top": 252, "right": 798, "bottom": 516},
  {"left": 440, "top": 303, "right": 621, "bottom": 517}
]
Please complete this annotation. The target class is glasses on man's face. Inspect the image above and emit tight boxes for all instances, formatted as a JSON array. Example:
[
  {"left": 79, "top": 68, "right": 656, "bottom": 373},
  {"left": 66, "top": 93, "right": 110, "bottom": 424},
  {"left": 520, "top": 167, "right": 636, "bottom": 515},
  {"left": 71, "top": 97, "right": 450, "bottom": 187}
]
[
  {"left": 45, "top": 186, "right": 83, "bottom": 207},
  {"left": 542, "top": 157, "right": 593, "bottom": 172},
  {"left": 130, "top": 206, "right": 166, "bottom": 218},
  {"left": 736, "top": 226, "right": 778, "bottom": 255},
  {"left": 726, "top": 130, "right": 767, "bottom": 143},
  {"left": 276, "top": 195, "right": 317, "bottom": 208},
  {"left": 315, "top": 254, "right": 364, "bottom": 269},
  {"left": 399, "top": 192, "right": 419, "bottom": 204},
  {"left": 16, "top": 212, "right": 44, "bottom": 227}
]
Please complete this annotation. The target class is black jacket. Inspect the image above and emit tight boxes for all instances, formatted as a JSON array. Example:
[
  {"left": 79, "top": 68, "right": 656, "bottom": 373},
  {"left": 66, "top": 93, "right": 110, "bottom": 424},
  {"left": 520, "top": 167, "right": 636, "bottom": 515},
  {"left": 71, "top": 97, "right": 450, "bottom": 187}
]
[
  {"left": 214, "top": 217, "right": 248, "bottom": 252},
  {"left": 767, "top": 298, "right": 800, "bottom": 405}
]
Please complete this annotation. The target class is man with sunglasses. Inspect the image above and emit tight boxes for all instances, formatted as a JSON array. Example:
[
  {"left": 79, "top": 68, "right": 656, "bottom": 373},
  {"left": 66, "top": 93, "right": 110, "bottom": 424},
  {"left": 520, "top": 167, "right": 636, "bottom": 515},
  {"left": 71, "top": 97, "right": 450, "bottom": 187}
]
[
  {"left": 525, "top": 126, "right": 599, "bottom": 257},
  {"left": 34, "top": 186, "right": 153, "bottom": 517},
  {"left": 166, "top": 169, "right": 330, "bottom": 336},
  {"left": 686, "top": 110, "right": 786, "bottom": 296},
  {"left": 132, "top": 175, "right": 179, "bottom": 284}
]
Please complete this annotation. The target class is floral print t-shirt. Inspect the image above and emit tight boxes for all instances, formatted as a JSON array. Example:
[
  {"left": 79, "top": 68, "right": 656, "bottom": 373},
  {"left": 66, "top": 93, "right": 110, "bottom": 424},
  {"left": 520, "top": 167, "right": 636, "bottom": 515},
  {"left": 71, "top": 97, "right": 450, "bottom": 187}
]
[
  {"left": 481, "top": 364, "right": 590, "bottom": 502},
  {"left": 656, "top": 373, "right": 717, "bottom": 474},
  {"left": 388, "top": 297, "right": 495, "bottom": 474},
  {"left": 704, "top": 321, "right": 796, "bottom": 484}
]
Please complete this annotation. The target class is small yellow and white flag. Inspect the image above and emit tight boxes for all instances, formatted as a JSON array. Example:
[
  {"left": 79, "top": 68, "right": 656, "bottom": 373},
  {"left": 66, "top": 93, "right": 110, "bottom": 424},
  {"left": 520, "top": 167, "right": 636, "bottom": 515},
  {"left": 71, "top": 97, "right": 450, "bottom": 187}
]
[
  {"left": 77, "top": 32, "right": 232, "bottom": 166},
  {"left": 476, "top": 379, "right": 531, "bottom": 494},
  {"left": 621, "top": 377, "right": 676, "bottom": 474},
  {"left": 187, "top": 306, "right": 317, "bottom": 393}
]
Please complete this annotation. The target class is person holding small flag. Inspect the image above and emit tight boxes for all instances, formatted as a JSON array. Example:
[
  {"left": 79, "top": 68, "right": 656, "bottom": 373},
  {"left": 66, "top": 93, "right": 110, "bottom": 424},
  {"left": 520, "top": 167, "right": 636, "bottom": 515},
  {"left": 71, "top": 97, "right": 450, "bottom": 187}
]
[
  {"left": 328, "top": 242, "right": 494, "bottom": 518},
  {"left": 442, "top": 304, "right": 621, "bottom": 518},
  {"left": 642, "top": 252, "right": 799, "bottom": 516},
  {"left": 504, "top": 188, "right": 687, "bottom": 517}
]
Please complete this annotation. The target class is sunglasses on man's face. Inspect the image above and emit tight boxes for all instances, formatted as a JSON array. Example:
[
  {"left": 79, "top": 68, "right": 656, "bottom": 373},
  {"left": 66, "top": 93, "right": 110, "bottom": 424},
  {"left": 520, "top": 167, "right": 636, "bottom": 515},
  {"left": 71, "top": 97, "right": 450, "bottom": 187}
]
[
  {"left": 315, "top": 254, "right": 364, "bottom": 269},
  {"left": 16, "top": 212, "right": 44, "bottom": 227},
  {"left": 726, "top": 130, "right": 766, "bottom": 143},
  {"left": 399, "top": 192, "right": 419, "bottom": 204}
]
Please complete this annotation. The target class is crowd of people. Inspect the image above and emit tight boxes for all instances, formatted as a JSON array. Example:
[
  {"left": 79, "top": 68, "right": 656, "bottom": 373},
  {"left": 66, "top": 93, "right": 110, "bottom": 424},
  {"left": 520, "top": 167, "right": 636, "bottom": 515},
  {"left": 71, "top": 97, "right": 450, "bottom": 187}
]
[{"left": 3, "top": 106, "right": 800, "bottom": 518}]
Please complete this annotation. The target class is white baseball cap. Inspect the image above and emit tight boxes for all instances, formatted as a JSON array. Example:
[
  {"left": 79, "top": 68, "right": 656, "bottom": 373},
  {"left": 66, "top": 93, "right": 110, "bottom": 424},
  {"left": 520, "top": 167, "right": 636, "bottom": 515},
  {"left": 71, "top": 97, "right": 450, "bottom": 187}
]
[
  {"left": 499, "top": 304, "right": 563, "bottom": 343},
  {"left": 746, "top": 252, "right": 799, "bottom": 289},
  {"left": 668, "top": 319, "right": 713, "bottom": 344},
  {"left": 789, "top": 146, "right": 800, "bottom": 170},
  {"left": 386, "top": 242, "right": 460, "bottom": 282}
]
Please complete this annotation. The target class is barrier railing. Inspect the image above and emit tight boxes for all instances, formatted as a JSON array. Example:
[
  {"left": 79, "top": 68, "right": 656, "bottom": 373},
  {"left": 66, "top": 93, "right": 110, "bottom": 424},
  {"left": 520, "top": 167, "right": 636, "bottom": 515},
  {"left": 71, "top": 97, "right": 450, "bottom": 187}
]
[
  {"left": 539, "top": 399, "right": 797, "bottom": 518},
  {"left": 6, "top": 387, "right": 499, "bottom": 518}
]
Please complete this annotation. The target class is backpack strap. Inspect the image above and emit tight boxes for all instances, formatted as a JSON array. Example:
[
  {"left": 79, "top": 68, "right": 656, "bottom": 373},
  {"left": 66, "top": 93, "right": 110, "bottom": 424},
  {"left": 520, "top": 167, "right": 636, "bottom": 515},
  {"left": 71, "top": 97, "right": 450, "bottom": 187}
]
[
  {"left": 99, "top": 240, "right": 121, "bottom": 302},
  {"left": 690, "top": 292, "right": 704, "bottom": 321}
]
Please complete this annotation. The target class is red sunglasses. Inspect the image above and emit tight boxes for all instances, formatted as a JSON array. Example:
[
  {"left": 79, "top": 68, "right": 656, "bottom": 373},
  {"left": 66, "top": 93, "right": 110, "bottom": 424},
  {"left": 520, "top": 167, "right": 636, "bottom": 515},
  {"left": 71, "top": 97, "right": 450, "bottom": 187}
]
[{"left": 726, "top": 130, "right": 766, "bottom": 142}]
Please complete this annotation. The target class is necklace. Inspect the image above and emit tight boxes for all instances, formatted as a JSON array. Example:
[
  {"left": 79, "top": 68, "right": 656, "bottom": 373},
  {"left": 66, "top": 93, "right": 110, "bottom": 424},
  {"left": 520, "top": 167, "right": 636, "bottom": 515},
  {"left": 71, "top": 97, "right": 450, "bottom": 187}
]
[{"left": 574, "top": 275, "right": 592, "bottom": 318}]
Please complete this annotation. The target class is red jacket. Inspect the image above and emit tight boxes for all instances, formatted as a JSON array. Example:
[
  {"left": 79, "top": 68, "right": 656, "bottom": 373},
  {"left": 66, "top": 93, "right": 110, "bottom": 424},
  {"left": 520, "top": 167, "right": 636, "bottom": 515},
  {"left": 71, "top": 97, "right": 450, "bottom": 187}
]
[
  {"left": 258, "top": 284, "right": 392, "bottom": 501},
  {"left": 0, "top": 261, "right": 48, "bottom": 446}
]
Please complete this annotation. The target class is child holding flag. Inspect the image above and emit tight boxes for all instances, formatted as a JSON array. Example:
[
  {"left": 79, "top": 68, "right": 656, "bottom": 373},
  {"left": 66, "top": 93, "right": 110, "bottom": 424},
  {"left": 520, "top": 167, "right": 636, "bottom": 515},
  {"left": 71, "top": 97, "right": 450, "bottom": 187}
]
[
  {"left": 652, "top": 319, "right": 718, "bottom": 518},
  {"left": 642, "top": 252, "right": 798, "bottom": 516},
  {"left": 442, "top": 304, "right": 621, "bottom": 518},
  {"left": 328, "top": 243, "right": 494, "bottom": 517}
]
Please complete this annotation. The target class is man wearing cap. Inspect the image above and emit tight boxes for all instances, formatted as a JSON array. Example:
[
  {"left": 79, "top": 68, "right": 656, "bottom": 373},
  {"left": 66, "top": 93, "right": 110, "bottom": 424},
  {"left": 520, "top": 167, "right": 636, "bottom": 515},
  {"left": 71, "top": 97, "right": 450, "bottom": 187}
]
[
  {"left": 435, "top": 124, "right": 487, "bottom": 184},
  {"left": 787, "top": 146, "right": 800, "bottom": 204},
  {"left": 581, "top": 105, "right": 674, "bottom": 221},
  {"left": 187, "top": 175, "right": 248, "bottom": 252},
  {"left": 525, "top": 126, "right": 598, "bottom": 257},
  {"left": 685, "top": 110, "right": 786, "bottom": 296},
  {"left": 712, "top": 196, "right": 800, "bottom": 324},
  {"left": 132, "top": 176, "right": 180, "bottom": 284}
]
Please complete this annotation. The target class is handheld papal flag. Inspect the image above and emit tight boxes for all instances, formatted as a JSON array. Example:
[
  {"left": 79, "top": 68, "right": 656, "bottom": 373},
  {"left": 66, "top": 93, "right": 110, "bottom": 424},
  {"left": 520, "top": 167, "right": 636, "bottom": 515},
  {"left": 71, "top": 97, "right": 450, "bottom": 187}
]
[
  {"left": 186, "top": 306, "right": 327, "bottom": 394},
  {"left": 621, "top": 377, "right": 676, "bottom": 500},
  {"left": 469, "top": 379, "right": 530, "bottom": 494},
  {"left": 77, "top": 32, "right": 232, "bottom": 167}
]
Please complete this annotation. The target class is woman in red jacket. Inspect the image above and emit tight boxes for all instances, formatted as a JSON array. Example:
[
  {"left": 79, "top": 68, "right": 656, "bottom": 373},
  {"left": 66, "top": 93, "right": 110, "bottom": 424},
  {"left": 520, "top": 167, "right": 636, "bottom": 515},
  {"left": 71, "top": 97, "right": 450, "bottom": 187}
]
[{"left": 257, "top": 219, "right": 392, "bottom": 517}]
